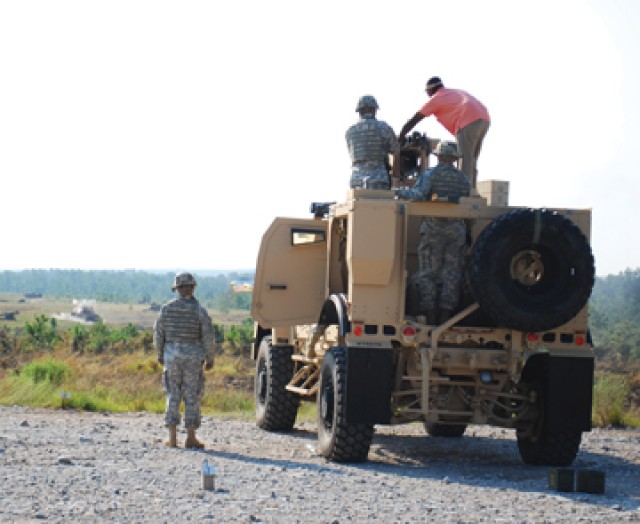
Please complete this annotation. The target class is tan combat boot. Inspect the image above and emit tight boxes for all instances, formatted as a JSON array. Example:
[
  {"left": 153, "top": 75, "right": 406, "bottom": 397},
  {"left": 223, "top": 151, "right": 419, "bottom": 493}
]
[
  {"left": 165, "top": 425, "right": 177, "bottom": 448},
  {"left": 185, "top": 427, "right": 205, "bottom": 449}
]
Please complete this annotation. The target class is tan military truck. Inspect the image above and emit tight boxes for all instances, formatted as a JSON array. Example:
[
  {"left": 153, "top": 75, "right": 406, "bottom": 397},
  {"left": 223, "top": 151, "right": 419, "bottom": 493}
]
[{"left": 250, "top": 139, "right": 595, "bottom": 465}]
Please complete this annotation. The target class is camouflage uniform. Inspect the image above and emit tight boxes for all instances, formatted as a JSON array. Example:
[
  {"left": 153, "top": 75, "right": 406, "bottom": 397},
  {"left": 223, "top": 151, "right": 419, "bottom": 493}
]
[
  {"left": 154, "top": 295, "right": 215, "bottom": 429},
  {"left": 396, "top": 160, "right": 471, "bottom": 313},
  {"left": 346, "top": 96, "right": 400, "bottom": 190}
]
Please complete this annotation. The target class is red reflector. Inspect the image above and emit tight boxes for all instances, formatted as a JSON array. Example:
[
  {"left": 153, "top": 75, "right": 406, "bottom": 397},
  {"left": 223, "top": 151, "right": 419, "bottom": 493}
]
[
  {"left": 575, "top": 336, "right": 585, "bottom": 345},
  {"left": 402, "top": 326, "right": 416, "bottom": 336},
  {"left": 526, "top": 333, "right": 539, "bottom": 342},
  {"left": 353, "top": 325, "right": 363, "bottom": 336}
]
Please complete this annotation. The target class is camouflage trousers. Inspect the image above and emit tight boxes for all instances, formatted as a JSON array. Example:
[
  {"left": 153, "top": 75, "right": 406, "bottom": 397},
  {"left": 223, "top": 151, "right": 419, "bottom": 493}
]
[
  {"left": 418, "top": 223, "right": 466, "bottom": 311},
  {"left": 162, "top": 349, "right": 205, "bottom": 428},
  {"left": 350, "top": 164, "right": 391, "bottom": 190}
]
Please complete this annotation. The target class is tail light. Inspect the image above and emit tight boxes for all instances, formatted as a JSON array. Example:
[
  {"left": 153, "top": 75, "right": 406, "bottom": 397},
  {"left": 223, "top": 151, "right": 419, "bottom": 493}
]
[{"left": 402, "top": 324, "right": 416, "bottom": 345}]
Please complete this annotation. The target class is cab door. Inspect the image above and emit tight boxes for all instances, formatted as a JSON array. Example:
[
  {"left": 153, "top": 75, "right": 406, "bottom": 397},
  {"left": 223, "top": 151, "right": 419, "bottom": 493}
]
[{"left": 252, "top": 217, "right": 328, "bottom": 327}]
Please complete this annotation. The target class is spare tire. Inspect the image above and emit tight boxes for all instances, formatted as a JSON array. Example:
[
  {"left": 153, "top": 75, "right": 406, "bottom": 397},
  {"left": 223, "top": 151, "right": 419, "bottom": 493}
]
[{"left": 468, "top": 209, "right": 595, "bottom": 332}]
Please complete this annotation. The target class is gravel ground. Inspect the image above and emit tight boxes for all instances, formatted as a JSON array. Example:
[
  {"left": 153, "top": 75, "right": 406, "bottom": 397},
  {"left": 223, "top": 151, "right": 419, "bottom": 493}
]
[{"left": 0, "top": 406, "right": 639, "bottom": 523}]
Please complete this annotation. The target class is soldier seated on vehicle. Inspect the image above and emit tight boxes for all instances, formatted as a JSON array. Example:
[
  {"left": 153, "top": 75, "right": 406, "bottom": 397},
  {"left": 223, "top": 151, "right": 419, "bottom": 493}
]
[
  {"left": 395, "top": 141, "right": 471, "bottom": 325},
  {"left": 346, "top": 95, "right": 400, "bottom": 190}
]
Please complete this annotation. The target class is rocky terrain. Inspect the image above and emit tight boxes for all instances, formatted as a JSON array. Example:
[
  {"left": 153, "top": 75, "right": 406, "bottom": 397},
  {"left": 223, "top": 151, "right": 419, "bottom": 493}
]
[{"left": 0, "top": 406, "right": 639, "bottom": 523}]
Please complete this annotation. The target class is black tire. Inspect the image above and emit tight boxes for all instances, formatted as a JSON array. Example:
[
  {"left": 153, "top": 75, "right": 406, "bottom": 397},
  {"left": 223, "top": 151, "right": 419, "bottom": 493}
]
[
  {"left": 255, "top": 336, "right": 300, "bottom": 431},
  {"left": 517, "top": 428, "right": 582, "bottom": 466},
  {"left": 424, "top": 423, "right": 467, "bottom": 438},
  {"left": 317, "top": 346, "right": 374, "bottom": 462},
  {"left": 516, "top": 374, "right": 582, "bottom": 466},
  {"left": 469, "top": 209, "right": 595, "bottom": 332}
]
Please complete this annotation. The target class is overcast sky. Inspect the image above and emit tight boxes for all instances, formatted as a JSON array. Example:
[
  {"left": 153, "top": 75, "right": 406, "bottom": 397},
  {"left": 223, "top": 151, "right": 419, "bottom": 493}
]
[{"left": 1, "top": 0, "right": 638, "bottom": 277}]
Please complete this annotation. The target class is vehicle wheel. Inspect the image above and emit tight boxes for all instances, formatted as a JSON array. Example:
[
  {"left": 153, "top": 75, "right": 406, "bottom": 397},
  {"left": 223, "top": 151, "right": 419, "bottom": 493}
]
[
  {"left": 468, "top": 209, "right": 595, "bottom": 332},
  {"left": 517, "top": 429, "right": 582, "bottom": 466},
  {"left": 516, "top": 378, "right": 581, "bottom": 466},
  {"left": 317, "top": 346, "right": 374, "bottom": 462},
  {"left": 424, "top": 423, "right": 467, "bottom": 438},
  {"left": 255, "top": 336, "right": 300, "bottom": 431}
]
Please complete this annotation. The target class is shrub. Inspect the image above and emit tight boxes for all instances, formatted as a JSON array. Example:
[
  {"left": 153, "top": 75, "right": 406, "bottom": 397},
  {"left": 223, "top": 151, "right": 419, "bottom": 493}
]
[
  {"left": 23, "top": 315, "right": 61, "bottom": 350},
  {"left": 593, "top": 374, "right": 629, "bottom": 426},
  {"left": 20, "top": 358, "right": 69, "bottom": 386}
]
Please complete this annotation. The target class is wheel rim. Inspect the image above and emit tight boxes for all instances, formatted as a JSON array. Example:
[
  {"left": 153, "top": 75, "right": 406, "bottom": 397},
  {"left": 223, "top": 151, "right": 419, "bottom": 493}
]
[
  {"left": 510, "top": 250, "right": 544, "bottom": 286},
  {"left": 256, "top": 358, "right": 267, "bottom": 405},
  {"left": 320, "top": 377, "right": 334, "bottom": 430}
]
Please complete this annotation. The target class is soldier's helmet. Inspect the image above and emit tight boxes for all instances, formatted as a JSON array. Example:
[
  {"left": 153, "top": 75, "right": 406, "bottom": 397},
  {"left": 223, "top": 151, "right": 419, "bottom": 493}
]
[
  {"left": 434, "top": 140, "right": 461, "bottom": 159},
  {"left": 172, "top": 272, "right": 197, "bottom": 291},
  {"left": 356, "top": 95, "right": 379, "bottom": 112}
]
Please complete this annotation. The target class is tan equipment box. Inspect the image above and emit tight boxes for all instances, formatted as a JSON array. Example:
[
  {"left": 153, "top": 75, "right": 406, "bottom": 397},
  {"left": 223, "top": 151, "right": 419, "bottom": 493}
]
[{"left": 477, "top": 180, "right": 509, "bottom": 206}]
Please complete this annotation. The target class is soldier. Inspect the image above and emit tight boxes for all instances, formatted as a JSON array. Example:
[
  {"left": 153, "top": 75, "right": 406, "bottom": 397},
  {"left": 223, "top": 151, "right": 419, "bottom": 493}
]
[
  {"left": 395, "top": 141, "right": 471, "bottom": 324},
  {"left": 398, "top": 77, "right": 490, "bottom": 188},
  {"left": 346, "top": 95, "right": 400, "bottom": 190},
  {"left": 154, "top": 272, "right": 215, "bottom": 449}
]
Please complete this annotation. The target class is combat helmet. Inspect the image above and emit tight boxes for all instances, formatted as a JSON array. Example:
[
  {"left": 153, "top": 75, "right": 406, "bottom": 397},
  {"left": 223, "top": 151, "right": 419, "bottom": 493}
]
[
  {"left": 434, "top": 140, "right": 461, "bottom": 159},
  {"left": 172, "top": 272, "right": 197, "bottom": 291},
  {"left": 356, "top": 95, "right": 379, "bottom": 112}
]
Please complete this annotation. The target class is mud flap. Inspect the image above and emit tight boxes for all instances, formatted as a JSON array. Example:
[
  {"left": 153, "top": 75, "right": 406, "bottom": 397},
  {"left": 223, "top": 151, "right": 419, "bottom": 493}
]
[
  {"left": 546, "top": 356, "right": 594, "bottom": 432},
  {"left": 346, "top": 347, "right": 394, "bottom": 424}
]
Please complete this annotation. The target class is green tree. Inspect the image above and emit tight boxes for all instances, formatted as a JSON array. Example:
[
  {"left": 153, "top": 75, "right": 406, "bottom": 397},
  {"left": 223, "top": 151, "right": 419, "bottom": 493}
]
[{"left": 23, "top": 315, "right": 60, "bottom": 349}]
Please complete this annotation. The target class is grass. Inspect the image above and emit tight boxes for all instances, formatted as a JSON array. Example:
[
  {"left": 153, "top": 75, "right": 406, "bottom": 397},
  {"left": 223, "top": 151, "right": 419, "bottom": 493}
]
[
  {"left": 3, "top": 349, "right": 639, "bottom": 427},
  {"left": 593, "top": 373, "right": 640, "bottom": 427},
  {"left": 0, "top": 348, "right": 253, "bottom": 415},
  {"left": 0, "top": 344, "right": 320, "bottom": 423},
  {"left": 1, "top": 293, "right": 638, "bottom": 427}
]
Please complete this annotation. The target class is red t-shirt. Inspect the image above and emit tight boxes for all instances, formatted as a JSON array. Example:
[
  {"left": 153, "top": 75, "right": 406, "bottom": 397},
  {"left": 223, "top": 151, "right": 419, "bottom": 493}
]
[{"left": 419, "top": 87, "right": 490, "bottom": 135}]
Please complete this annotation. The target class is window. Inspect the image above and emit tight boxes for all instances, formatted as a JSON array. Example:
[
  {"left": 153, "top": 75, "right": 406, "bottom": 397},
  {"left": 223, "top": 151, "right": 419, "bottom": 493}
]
[{"left": 291, "top": 228, "right": 326, "bottom": 246}]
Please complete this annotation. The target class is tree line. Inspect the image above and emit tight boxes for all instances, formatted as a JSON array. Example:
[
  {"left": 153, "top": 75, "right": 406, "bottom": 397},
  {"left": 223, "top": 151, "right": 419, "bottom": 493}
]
[
  {"left": 2, "top": 267, "right": 639, "bottom": 365},
  {"left": 0, "top": 269, "right": 252, "bottom": 310},
  {"left": 590, "top": 268, "right": 640, "bottom": 365}
]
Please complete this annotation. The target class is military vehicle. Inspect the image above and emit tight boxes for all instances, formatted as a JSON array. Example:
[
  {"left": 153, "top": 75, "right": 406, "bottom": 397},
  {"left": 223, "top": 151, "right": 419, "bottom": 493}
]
[{"left": 249, "top": 136, "right": 595, "bottom": 465}]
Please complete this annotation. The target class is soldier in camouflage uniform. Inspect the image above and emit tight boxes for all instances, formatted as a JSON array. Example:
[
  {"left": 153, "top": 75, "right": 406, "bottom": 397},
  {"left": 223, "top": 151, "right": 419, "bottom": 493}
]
[
  {"left": 154, "top": 272, "right": 216, "bottom": 449},
  {"left": 395, "top": 141, "right": 471, "bottom": 324},
  {"left": 346, "top": 95, "right": 400, "bottom": 189}
]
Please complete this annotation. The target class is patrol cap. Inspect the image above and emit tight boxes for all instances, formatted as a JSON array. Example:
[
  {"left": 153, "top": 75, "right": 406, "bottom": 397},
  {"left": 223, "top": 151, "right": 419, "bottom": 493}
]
[
  {"left": 434, "top": 140, "right": 461, "bottom": 158},
  {"left": 172, "top": 272, "right": 197, "bottom": 291},
  {"left": 356, "top": 95, "right": 379, "bottom": 112},
  {"left": 426, "top": 76, "right": 443, "bottom": 89}
]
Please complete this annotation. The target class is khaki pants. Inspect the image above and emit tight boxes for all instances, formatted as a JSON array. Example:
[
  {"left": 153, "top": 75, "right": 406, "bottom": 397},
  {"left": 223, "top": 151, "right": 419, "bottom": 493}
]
[{"left": 456, "top": 119, "right": 490, "bottom": 188}]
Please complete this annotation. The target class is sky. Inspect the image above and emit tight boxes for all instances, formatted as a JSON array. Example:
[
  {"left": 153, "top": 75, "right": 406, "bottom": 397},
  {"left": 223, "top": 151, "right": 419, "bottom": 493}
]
[{"left": 1, "top": 0, "right": 639, "bottom": 277}]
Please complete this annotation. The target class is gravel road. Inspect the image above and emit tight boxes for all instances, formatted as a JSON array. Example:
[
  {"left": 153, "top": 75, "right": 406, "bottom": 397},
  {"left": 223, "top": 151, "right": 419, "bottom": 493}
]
[{"left": 0, "top": 406, "right": 639, "bottom": 523}]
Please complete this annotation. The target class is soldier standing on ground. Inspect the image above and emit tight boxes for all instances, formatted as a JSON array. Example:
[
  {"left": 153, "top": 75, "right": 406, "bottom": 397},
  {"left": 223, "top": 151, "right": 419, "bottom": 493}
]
[
  {"left": 398, "top": 77, "right": 490, "bottom": 188},
  {"left": 154, "top": 272, "right": 215, "bottom": 449},
  {"left": 346, "top": 95, "right": 400, "bottom": 190},
  {"left": 395, "top": 141, "right": 471, "bottom": 325}
]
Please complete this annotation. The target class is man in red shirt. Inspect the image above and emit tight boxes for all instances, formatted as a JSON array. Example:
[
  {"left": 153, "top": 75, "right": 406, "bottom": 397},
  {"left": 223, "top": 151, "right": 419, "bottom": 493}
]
[{"left": 399, "top": 77, "right": 490, "bottom": 188}]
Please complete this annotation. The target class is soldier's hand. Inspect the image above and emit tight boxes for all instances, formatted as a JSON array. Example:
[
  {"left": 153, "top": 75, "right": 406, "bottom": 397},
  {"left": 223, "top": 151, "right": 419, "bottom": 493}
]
[{"left": 204, "top": 362, "right": 214, "bottom": 372}]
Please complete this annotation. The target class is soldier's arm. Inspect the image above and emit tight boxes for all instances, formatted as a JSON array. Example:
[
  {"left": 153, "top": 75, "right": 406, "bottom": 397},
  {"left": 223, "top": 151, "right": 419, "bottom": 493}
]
[
  {"left": 398, "top": 112, "right": 425, "bottom": 143},
  {"left": 396, "top": 170, "right": 433, "bottom": 201},
  {"left": 384, "top": 123, "right": 401, "bottom": 154},
  {"left": 153, "top": 312, "right": 166, "bottom": 365},
  {"left": 200, "top": 308, "right": 216, "bottom": 370}
]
